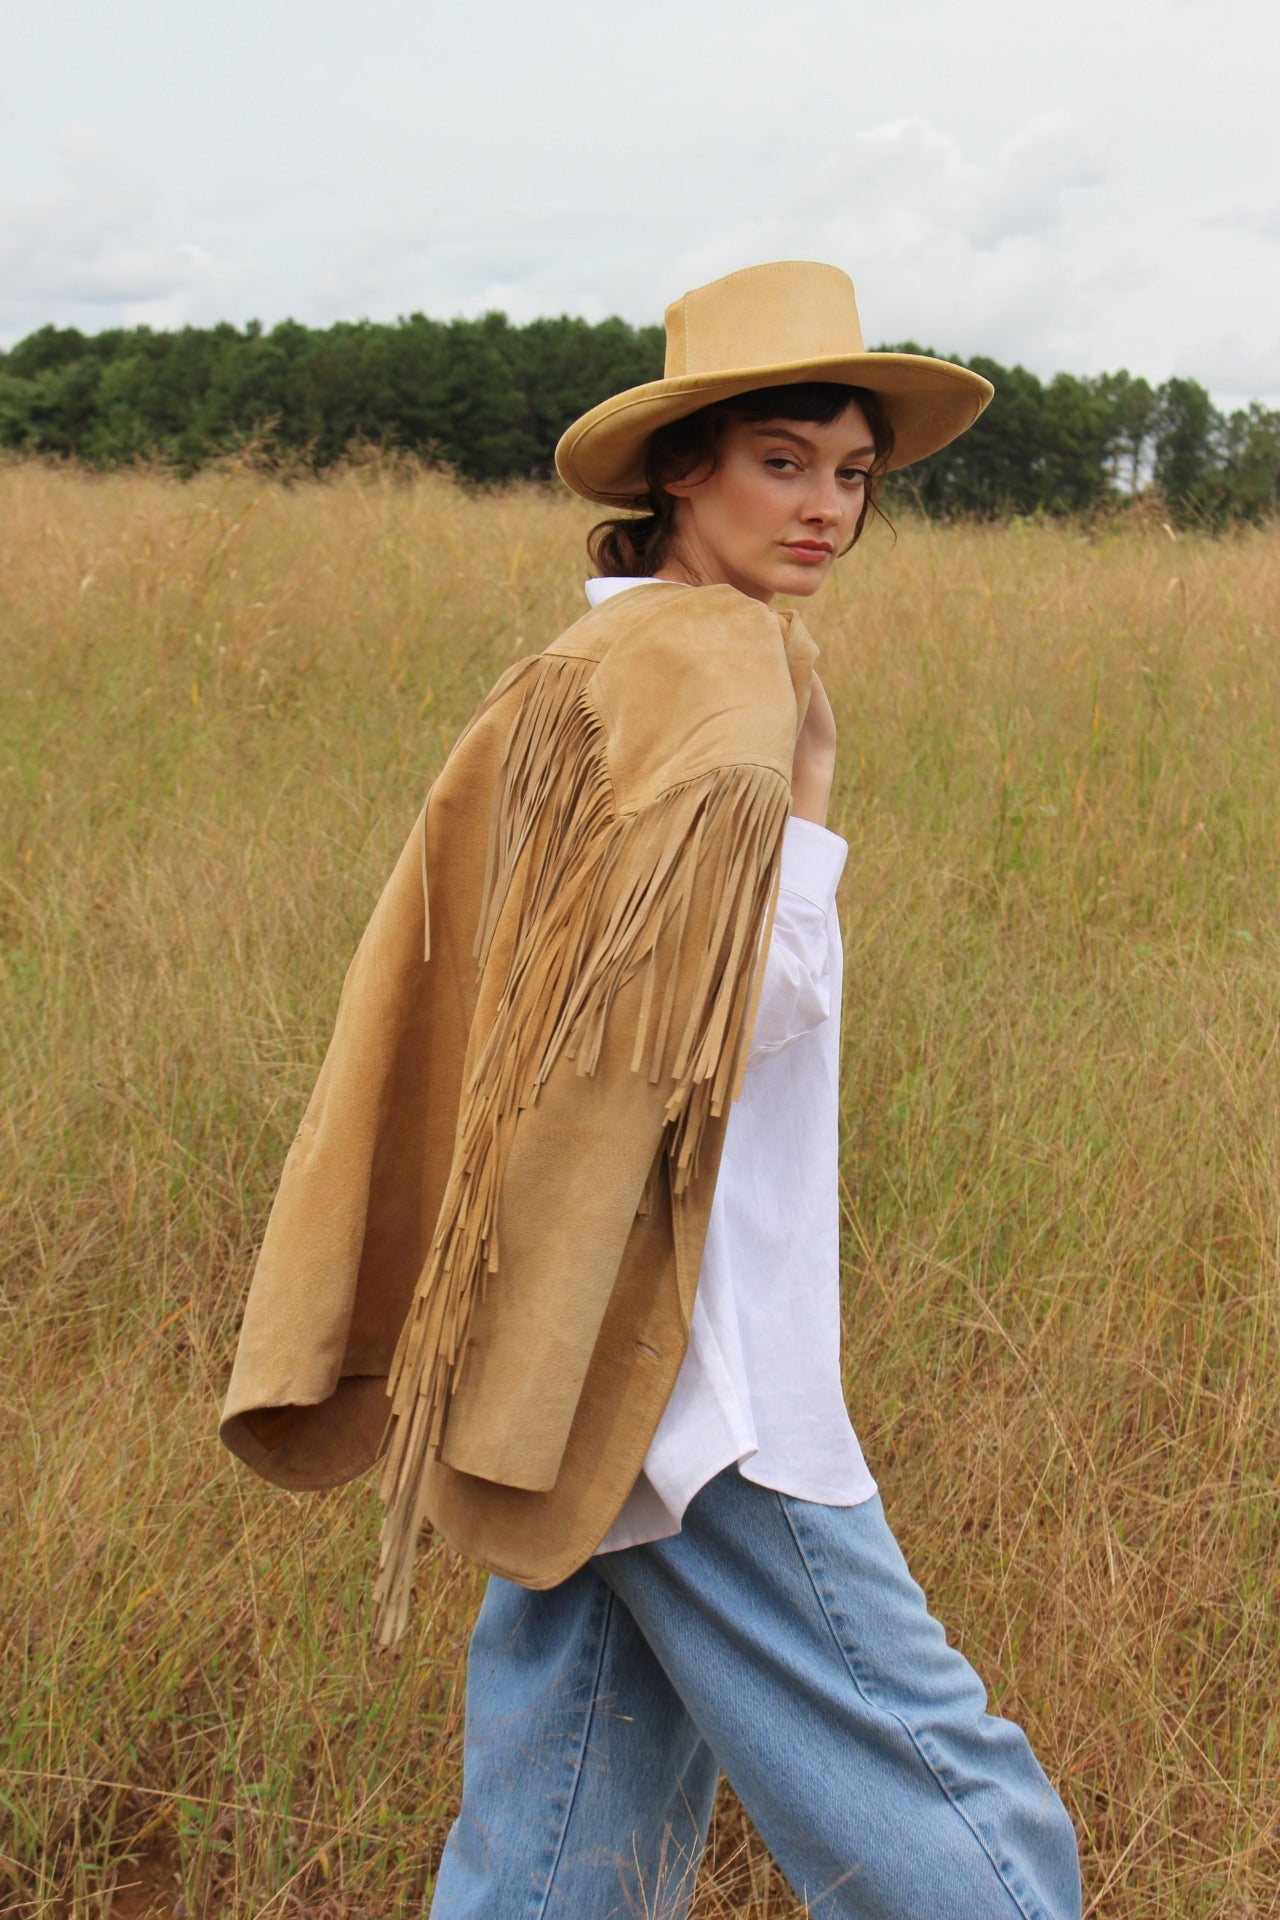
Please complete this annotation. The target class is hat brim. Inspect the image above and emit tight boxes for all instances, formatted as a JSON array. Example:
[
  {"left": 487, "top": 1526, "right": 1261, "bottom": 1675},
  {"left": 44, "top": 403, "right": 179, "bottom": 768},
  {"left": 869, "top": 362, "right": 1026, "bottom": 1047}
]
[{"left": 555, "top": 352, "right": 994, "bottom": 506}]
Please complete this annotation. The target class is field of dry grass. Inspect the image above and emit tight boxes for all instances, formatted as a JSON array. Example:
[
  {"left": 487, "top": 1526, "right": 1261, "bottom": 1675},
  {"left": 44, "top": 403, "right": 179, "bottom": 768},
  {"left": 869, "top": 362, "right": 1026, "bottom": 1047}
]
[{"left": 2, "top": 454, "right": 1279, "bottom": 1918}]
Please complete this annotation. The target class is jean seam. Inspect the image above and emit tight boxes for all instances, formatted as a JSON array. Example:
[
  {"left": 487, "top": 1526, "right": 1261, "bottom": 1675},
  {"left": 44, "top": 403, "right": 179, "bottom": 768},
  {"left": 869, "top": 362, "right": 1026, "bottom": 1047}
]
[
  {"left": 532, "top": 1582, "right": 616, "bottom": 1920},
  {"left": 776, "top": 1493, "right": 1044, "bottom": 1920}
]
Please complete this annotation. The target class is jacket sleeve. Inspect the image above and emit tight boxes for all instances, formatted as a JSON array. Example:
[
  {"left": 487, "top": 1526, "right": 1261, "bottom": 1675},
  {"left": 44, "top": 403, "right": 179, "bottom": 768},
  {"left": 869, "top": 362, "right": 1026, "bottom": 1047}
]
[
  {"left": 373, "top": 584, "right": 807, "bottom": 1642},
  {"left": 218, "top": 654, "right": 541, "bottom": 1492},
  {"left": 217, "top": 806, "right": 431, "bottom": 1488}
]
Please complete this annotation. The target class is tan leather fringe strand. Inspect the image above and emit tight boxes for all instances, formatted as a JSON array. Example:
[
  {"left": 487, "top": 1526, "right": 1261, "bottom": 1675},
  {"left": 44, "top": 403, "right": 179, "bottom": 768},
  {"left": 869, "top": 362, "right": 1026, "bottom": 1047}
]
[
  {"left": 373, "top": 655, "right": 791, "bottom": 1643},
  {"left": 417, "top": 791, "right": 433, "bottom": 964}
]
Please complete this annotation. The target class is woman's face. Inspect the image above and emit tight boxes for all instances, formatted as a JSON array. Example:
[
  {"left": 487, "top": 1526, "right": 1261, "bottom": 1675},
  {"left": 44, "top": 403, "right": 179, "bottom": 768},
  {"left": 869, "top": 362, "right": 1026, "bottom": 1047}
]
[{"left": 661, "top": 400, "right": 877, "bottom": 603}]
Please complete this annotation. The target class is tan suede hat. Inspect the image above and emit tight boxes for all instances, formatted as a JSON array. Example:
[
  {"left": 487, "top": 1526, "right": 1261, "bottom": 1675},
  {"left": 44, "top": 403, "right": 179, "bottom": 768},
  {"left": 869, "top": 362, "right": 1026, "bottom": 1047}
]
[{"left": 555, "top": 259, "right": 994, "bottom": 507}]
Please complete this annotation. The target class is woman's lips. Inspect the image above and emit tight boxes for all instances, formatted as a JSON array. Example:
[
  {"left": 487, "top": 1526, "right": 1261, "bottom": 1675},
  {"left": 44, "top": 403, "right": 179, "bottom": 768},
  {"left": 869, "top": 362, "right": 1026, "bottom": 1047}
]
[{"left": 781, "top": 542, "right": 833, "bottom": 564}]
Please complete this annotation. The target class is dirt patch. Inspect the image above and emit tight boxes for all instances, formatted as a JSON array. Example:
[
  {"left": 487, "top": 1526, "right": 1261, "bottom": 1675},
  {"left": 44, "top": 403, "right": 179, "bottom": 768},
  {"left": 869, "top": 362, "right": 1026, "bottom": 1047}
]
[{"left": 105, "top": 1838, "right": 182, "bottom": 1919}]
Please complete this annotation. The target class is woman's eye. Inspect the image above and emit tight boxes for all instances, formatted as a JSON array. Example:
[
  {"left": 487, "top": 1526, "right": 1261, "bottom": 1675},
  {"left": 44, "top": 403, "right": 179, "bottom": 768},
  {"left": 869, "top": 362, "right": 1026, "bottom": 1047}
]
[
  {"left": 839, "top": 466, "right": 871, "bottom": 485},
  {"left": 764, "top": 455, "right": 798, "bottom": 472}
]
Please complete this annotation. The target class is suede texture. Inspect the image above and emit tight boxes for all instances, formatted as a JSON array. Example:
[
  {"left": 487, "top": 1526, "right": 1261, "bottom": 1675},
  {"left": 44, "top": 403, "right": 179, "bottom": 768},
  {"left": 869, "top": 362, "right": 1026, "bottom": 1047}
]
[{"left": 219, "top": 581, "right": 818, "bottom": 1590}]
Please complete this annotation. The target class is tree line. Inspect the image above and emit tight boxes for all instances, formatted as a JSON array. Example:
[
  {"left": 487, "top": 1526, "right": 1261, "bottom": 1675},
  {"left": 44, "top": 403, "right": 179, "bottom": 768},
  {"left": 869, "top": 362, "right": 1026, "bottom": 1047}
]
[{"left": 1, "top": 312, "right": 1276, "bottom": 523}]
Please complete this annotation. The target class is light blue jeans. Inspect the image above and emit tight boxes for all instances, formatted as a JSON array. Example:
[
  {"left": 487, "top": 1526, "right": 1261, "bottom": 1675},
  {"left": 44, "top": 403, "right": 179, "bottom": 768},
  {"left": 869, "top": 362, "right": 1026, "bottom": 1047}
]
[{"left": 429, "top": 1467, "right": 1081, "bottom": 1919}]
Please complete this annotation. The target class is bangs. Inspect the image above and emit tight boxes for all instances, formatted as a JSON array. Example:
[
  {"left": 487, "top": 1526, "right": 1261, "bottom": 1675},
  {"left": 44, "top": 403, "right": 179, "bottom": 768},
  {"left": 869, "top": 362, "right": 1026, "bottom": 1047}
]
[{"left": 722, "top": 382, "right": 870, "bottom": 428}]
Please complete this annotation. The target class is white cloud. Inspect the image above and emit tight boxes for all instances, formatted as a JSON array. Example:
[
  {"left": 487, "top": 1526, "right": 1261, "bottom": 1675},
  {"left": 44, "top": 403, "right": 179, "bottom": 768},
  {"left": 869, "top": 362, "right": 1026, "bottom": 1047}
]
[
  {"left": 970, "top": 115, "right": 1105, "bottom": 248},
  {"left": 1210, "top": 201, "right": 1280, "bottom": 244},
  {"left": 0, "top": 124, "right": 227, "bottom": 334},
  {"left": 814, "top": 113, "right": 1102, "bottom": 253},
  {"left": 1181, "top": 333, "right": 1280, "bottom": 408}
]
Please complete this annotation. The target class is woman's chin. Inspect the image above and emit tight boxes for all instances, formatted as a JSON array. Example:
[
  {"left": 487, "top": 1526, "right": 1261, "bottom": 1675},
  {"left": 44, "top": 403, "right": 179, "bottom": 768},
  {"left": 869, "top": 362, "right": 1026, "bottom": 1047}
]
[
  {"left": 711, "top": 558, "right": 831, "bottom": 602},
  {"left": 772, "top": 564, "right": 830, "bottom": 599}
]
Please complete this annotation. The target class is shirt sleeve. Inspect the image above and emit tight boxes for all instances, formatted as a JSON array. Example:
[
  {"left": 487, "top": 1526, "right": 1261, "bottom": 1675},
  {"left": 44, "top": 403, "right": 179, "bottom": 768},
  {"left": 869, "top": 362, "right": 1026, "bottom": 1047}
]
[{"left": 747, "top": 816, "right": 848, "bottom": 1064}]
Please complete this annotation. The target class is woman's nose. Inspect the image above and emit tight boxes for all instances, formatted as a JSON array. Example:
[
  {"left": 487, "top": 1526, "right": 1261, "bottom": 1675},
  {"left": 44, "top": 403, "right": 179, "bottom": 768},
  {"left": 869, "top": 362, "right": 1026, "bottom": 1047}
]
[{"left": 802, "top": 476, "right": 842, "bottom": 524}]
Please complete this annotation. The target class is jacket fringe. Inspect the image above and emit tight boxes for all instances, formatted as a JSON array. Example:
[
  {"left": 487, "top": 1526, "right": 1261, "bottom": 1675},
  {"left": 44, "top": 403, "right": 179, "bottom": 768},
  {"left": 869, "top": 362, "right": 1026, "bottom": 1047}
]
[{"left": 373, "top": 655, "right": 791, "bottom": 1643}]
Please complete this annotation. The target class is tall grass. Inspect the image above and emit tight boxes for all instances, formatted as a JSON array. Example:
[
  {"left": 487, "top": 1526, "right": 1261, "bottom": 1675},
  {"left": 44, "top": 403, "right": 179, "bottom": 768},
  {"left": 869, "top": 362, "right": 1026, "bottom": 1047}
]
[{"left": 2, "top": 454, "right": 1278, "bottom": 1917}]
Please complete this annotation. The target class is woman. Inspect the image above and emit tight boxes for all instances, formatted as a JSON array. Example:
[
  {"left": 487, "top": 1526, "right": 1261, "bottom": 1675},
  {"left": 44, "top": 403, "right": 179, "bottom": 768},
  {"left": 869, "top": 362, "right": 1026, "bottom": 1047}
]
[{"left": 220, "top": 262, "right": 1081, "bottom": 1918}]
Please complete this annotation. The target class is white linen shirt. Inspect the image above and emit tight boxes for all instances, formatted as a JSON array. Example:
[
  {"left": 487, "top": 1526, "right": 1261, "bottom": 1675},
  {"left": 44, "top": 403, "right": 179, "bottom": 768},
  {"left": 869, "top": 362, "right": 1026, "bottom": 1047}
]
[{"left": 584, "top": 577, "right": 878, "bottom": 1552}]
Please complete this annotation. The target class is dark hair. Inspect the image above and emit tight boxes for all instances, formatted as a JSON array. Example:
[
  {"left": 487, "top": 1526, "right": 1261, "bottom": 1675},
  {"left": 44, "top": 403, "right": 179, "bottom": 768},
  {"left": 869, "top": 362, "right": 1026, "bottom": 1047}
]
[{"left": 587, "top": 381, "right": 895, "bottom": 578}]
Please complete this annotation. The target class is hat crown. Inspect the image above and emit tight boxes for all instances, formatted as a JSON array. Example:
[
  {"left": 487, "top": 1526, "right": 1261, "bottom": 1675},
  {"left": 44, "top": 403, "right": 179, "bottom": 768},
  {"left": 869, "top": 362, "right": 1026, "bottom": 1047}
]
[{"left": 663, "top": 260, "right": 866, "bottom": 380}]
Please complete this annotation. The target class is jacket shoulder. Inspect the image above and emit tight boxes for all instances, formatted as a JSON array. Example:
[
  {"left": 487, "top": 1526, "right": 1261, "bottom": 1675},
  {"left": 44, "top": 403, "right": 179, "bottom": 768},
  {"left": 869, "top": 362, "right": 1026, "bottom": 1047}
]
[
  {"left": 545, "top": 581, "right": 781, "bottom": 656},
  {"left": 583, "top": 584, "right": 805, "bottom": 810}
]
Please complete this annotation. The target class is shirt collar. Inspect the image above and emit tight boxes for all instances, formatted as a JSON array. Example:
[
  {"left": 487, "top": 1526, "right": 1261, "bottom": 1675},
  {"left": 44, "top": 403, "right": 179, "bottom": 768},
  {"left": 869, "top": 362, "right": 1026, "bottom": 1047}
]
[{"left": 584, "top": 576, "right": 669, "bottom": 606}]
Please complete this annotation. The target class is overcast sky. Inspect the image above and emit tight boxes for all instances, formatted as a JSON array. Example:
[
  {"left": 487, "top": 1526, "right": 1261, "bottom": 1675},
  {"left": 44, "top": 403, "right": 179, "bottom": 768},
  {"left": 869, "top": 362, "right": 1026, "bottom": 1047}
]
[{"left": 3, "top": 0, "right": 1278, "bottom": 405}]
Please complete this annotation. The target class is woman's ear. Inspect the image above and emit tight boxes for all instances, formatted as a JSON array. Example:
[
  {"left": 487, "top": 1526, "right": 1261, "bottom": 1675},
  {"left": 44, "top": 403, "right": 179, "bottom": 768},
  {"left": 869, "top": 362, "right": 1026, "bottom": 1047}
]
[{"left": 661, "top": 458, "right": 714, "bottom": 501}]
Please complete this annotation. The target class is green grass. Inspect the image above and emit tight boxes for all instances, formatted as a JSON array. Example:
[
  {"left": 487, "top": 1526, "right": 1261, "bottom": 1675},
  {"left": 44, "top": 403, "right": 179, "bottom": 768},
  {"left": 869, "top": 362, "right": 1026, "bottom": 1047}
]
[{"left": 2, "top": 454, "right": 1279, "bottom": 1915}]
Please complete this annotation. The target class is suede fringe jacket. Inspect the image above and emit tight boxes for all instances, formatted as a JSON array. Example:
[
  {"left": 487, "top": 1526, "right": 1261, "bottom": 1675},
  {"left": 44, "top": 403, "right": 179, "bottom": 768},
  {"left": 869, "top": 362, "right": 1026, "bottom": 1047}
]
[{"left": 219, "top": 581, "right": 819, "bottom": 1643}]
